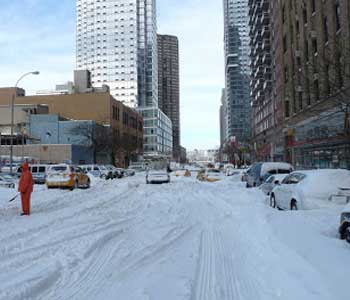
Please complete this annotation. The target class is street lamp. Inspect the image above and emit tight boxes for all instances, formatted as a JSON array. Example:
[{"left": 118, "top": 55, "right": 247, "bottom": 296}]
[{"left": 10, "top": 71, "right": 40, "bottom": 174}]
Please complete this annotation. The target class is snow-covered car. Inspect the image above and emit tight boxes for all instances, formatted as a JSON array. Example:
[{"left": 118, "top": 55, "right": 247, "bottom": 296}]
[
  {"left": 80, "top": 165, "right": 112, "bottom": 179},
  {"left": 246, "top": 162, "right": 293, "bottom": 188},
  {"left": 270, "top": 169, "right": 350, "bottom": 210},
  {"left": 0, "top": 174, "right": 16, "bottom": 188},
  {"left": 0, "top": 164, "right": 19, "bottom": 174},
  {"left": 225, "top": 167, "right": 241, "bottom": 177},
  {"left": 339, "top": 203, "right": 350, "bottom": 242},
  {"left": 46, "top": 165, "right": 91, "bottom": 190},
  {"left": 205, "top": 169, "right": 222, "bottom": 182},
  {"left": 125, "top": 168, "right": 136, "bottom": 177},
  {"left": 146, "top": 169, "right": 170, "bottom": 184},
  {"left": 260, "top": 174, "right": 289, "bottom": 197}
]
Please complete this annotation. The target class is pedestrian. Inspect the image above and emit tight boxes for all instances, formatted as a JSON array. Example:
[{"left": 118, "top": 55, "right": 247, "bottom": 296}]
[{"left": 18, "top": 162, "right": 34, "bottom": 216}]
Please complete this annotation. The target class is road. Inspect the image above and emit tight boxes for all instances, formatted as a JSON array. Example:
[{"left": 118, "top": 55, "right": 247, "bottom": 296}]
[{"left": 0, "top": 173, "right": 349, "bottom": 300}]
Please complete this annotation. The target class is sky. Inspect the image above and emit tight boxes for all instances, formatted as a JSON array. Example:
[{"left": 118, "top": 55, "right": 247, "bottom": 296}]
[{"left": 0, "top": 0, "right": 224, "bottom": 151}]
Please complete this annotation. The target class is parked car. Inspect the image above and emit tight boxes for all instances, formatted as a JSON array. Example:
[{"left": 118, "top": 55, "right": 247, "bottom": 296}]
[
  {"left": 80, "top": 165, "right": 112, "bottom": 179},
  {"left": 205, "top": 169, "right": 222, "bottom": 182},
  {"left": 114, "top": 168, "right": 125, "bottom": 178},
  {"left": 17, "top": 164, "right": 49, "bottom": 184},
  {"left": 270, "top": 169, "right": 350, "bottom": 210},
  {"left": 226, "top": 167, "right": 241, "bottom": 177},
  {"left": 46, "top": 164, "right": 90, "bottom": 190},
  {"left": 339, "top": 203, "right": 350, "bottom": 242},
  {"left": 104, "top": 165, "right": 122, "bottom": 179},
  {"left": 246, "top": 162, "right": 293, "bottom": 188},
  {"left": 125, "top": 168, "right": 136, "bottom": 177},
  {"left": 0, "top": 174, "right": 16, "bottom": 188},
  {"left": 260, "top": 174, "right": 290, "bottom": 196},
  {"left": 146, "top": 169, "right": 170, "bottom": 184},
  {"left": 0, "top": 164, "right": 19, "bottom": 174}
]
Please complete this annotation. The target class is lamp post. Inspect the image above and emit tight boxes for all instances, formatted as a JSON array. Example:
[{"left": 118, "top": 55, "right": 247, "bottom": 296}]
[{"left": 10, "top": 71, "right": 40, "bottom": 174}]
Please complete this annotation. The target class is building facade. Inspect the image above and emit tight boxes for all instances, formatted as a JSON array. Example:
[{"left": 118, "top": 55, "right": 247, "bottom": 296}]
[
  {"left": 137, "top": 106, "right": 173, "bottom": 157},
  {"left": 223, "top": 0, "right": 251, "bottom": 146},
  {"left": 157, "top": 34, "right": 181, "bottom": 160},
  {"left": 277, "top": 0, "right": 350, "bottom": 169}
]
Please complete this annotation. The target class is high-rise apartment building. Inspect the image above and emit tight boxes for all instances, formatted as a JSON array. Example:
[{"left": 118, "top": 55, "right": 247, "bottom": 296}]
[
  {"left": 249, "top": 0, "right": 279, "bottom": 161},
  {"left": 223, "top": 0, "right": 251, "bottom": 146},
  {"left": 275, "top": 0, "right": 350, "bottom": 169},
  {"left": 76, "top": 0, "right": 158, "bottom": 108},
  {"left": 76, "top": 0, "right": 173, "bottom": 158},
  {"left": 157, "top": 34, "right": 180, "bottom": 160}
]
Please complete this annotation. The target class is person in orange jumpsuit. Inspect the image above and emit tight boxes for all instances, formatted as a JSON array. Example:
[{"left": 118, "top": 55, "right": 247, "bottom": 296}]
[{"left": 18, "top": 162, "right": 34, "bottom": 216}]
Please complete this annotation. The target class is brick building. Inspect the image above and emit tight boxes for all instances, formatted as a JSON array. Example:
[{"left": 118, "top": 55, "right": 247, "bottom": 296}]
[
  {"left": 277, "top": 0, "right": 350, "bottom": 169},
  {"left": 0, "top": 87, "right": 144, "bottom": 167}
]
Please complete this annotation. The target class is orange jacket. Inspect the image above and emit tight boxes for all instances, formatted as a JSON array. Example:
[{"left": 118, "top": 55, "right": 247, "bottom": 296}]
[{"left": 18, "top": 163, "right": 34, "bottom": 193}]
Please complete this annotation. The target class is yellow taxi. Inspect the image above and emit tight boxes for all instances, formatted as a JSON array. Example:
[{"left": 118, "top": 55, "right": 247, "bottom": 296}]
[{"left": 46, "top": 164, "right": 91, "bottom": 190}]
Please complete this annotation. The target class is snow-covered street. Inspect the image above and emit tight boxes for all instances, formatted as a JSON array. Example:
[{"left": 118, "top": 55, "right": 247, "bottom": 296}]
[{"left": 0, "top": 173, "right": 349, "bottom": 300}]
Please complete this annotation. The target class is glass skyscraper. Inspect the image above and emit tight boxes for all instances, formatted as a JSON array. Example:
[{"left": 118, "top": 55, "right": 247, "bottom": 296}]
[
  {"left": 223, "top": 0, "right": 251, "bottom": 145},
  {"left": 76, "top": 0, "right": 172, "bottom": 157}
]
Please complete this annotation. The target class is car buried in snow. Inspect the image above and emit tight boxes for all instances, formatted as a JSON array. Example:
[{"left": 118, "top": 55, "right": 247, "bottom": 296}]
[
  {"left": 0, "top": 174, "right": 16, "bottom": 188},
  {"left": 146, "top": 169, "right": 170, "bottom": 184},
  {"left": 270, "top": 169, "right": 350, "bottom": 210},
  {"left": 260, "top": 173, "right": 289, "bottom": 196}
]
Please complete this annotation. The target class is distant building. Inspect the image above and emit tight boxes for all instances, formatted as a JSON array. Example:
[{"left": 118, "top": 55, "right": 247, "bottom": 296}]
[
  {"left": 157, "top": 34, "right": 181, "bottom": 161},
  {"left": 187, "top": 149, "right": 218, "bottom": 163},
  {"left": 0, "top": 104, "right": 49, "bottom": 145}
]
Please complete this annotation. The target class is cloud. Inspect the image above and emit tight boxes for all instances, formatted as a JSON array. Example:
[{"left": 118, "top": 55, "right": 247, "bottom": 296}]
[{"left": 0, "top": 0, "right": 224, "bottom": 151}]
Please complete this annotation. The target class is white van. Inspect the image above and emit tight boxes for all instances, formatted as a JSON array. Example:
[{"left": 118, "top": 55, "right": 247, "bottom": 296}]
[
  {"left": 17, "top": 164, "right": 50, "bottom": 184},
  {"left": 246, "top": 162, "right": 293, "bottom": 188}
]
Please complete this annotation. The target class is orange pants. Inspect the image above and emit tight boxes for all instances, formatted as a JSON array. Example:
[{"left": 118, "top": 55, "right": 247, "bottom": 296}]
[{"left": 21, "top": 191, "right": 31, "bottom": 215}]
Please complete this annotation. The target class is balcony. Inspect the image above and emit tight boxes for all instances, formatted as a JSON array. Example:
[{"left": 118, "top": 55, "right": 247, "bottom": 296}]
[{"left": 263, "top": 80, "right": 272, "bottom": 92}]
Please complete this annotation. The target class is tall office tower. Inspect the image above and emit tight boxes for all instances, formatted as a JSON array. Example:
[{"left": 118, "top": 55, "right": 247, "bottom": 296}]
[
  {"left": 76, "top": 0, "right": 173, "bottom": 158},
  {"left": 157, "top": 34, "right": 180, "bottom": 161},
  {"left": 223, "top": 0, "right": 251, "bottom": 146}
]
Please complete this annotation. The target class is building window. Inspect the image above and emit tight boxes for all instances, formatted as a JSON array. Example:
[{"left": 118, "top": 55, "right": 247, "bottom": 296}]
[
  {"left": 324, "top": 17, "right": 329, "bottom": 43},
  {"left": 311, "top": 0, "right": 316, "bottom": 14},
  {"left": 335, "top": 0, "right": 341, "bottom": 32},
  {"left": 314, "top": 79, "right": 320, "bottom": 101}
]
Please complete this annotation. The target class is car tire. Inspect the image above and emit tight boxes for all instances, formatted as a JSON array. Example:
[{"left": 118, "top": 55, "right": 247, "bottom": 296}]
[
  {"left": 71, "top": 181, "right": 78, "bottom": 191},
  {"left": 10, "top": 183, "right": 15, "bottom": 189},
  {"left": 270, "top": 194, "right": 276, "bottom": 208},
  {"left": 86, "top": 179, "right": 91, "bottom": 189},
  {"left": 290, "top": 199, "right": 298, "bottom": 211},
  {"left": 346, "top": 228, "right": 350, "bottom": 243}
]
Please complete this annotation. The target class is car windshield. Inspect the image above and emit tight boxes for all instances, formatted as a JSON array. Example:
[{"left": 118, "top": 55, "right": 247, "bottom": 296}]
[
  {"left": 50, "top": 166, "right": 68, "bottom": 172},
  {"left": 208, "top": 169, "right": 220, "bottom": 173}
]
